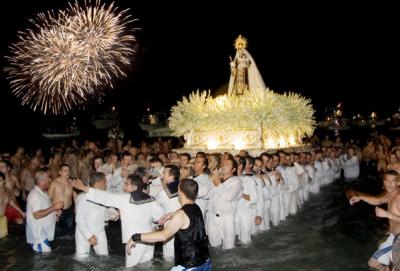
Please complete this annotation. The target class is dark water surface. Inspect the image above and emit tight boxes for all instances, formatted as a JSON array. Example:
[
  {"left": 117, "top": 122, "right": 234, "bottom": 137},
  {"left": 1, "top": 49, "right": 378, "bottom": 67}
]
[{"left": 0, "top": 179, "right": 387, "bottom": 270}]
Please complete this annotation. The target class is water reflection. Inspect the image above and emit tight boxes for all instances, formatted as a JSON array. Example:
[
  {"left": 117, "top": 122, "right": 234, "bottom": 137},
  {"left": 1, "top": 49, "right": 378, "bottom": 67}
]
[{"left": 0, "top": 179, "right": 386, "bottom": 271}]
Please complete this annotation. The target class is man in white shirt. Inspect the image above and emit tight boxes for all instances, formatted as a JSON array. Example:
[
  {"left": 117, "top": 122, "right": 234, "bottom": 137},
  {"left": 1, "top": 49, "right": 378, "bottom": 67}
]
[
  {"left": 193, "top": 155, "right": 212, "bottom": 217},
  {"left": 108, "top": 152, "right": 135, "bottom": 193},
  {"left": 342, "top": 146, "right": 360, "bottom": 181},
  {"left": 75, "top": 172, "right": 118, "bottom": 259},
  {"left": 155, "top": 165, "right": 182, "bottom": 261},
  {"left": 206, "top": 156, "right": 242, "bottom": 250},
  {"left": 26, "top": 169, "right": 64, "bottom": 253},
  {"left": 236, "top": 157, "right": 258, "bottom": 244},
  {"left": 72, "top": 174, "right": 163, "bottom": 268},
  {"left": 148, "top": 157, "right": 164, "bottom": 197}
]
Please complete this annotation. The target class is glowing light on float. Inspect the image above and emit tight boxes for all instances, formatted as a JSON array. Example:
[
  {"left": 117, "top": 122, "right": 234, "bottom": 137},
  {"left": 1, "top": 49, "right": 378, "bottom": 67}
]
[
  {"left": 207, "top": 138, "right": 219, "bottom": 150},
  {"left": 169, "top": 35, "right": 315, "bottom": 154},
  {"left": 232, "top": 137, "right": 246, "bottom": 150}
]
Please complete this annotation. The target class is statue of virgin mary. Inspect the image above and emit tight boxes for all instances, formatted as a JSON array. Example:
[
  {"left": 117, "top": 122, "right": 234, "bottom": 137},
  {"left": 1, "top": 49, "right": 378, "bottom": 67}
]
[{"left": 228, "top": 35, "right": 267, "bottom": 96}]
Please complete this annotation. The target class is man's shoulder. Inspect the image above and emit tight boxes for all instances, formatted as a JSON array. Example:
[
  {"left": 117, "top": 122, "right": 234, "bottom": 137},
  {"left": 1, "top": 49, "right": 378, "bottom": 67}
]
[
  {"left": 77, "top": 193, "right": 87, "bottom": 201},
  {"left": 392, "top": 192, "right": 400, "bottom": 202},
  {"left": 50, "top": 179, "right": 61, "bottom": 188},
  {"left": 27, "top": 188, "right": 41, "bottom": 201}
]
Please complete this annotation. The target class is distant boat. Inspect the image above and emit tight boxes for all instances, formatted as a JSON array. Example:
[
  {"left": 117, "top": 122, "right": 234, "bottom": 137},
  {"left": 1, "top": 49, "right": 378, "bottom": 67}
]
[
  {"left": 138, "top": 112, "right": 173, "bottom": 137},
  {"left": 92, "top": 106, "right": 120, "bottom": 130},
  {"left": 42, "top": 130, "right": 80, "bottom": 140},
  {"left": 138, "top": 123, "right": 173, "bottom": 137},
  {"left": 92, "top": 119, "right": 119, "bottom": 130}
]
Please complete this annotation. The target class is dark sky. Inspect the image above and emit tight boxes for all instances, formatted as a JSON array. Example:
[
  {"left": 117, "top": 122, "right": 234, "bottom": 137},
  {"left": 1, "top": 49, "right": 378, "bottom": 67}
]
[{"left": 0, "top": 1, "right": 398, "bottom": 147}]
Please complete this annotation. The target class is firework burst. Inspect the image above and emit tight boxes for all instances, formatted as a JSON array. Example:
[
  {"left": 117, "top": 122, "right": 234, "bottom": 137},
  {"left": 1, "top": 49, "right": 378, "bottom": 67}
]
[{"left": 5, "top": 0, "right": 137, "bottom": 114}]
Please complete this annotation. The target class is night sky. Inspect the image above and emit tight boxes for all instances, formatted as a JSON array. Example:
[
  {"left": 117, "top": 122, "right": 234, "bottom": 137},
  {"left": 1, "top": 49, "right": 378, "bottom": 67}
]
[{"left": 0, "top": 1, "right": 398, "bottom": 149}]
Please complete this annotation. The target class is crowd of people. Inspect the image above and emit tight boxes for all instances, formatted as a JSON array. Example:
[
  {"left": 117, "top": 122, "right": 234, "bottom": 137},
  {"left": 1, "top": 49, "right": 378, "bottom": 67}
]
[{"left": 1, "top": 133, "right": 400, "bottom": 270}]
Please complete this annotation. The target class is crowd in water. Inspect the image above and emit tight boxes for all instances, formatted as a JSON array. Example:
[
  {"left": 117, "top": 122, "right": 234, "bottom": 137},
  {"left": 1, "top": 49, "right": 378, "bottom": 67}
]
[{"left": 1, "top": 132, "right": 400, "bottom": 270}]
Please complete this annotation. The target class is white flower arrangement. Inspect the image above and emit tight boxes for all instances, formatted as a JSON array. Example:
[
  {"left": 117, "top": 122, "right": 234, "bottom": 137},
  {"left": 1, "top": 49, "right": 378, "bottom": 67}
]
[{"left": 168, "top": 88, "right": 315, "bottom": 150}]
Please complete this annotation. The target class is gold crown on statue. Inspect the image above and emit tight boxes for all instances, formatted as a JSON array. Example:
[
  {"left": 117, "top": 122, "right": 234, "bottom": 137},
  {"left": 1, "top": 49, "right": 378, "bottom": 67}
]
[{"left": 234, "top": 35, "right": 248, "bottom": 49}]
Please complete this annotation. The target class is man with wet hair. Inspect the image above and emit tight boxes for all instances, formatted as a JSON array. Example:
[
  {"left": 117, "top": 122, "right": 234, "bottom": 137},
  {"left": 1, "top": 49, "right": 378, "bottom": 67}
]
[{"left": 350, "top": 171, "right": 400, "bottom": 270}]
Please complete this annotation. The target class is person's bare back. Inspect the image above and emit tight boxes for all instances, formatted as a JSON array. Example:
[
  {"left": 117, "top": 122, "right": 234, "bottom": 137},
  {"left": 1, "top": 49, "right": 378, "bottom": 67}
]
[{"left": 362, "top": 144, "right": 376, "bottom": 161}]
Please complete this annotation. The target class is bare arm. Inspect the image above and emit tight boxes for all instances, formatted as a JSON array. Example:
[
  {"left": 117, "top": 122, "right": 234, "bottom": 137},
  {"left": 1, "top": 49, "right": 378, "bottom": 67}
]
[
  {"left": 127, "top": 209, "right": 186, "bottom": 255},
  {"left": 48, "top": 182, "right": 56, "bottom": 202},
  {"left": 33, "top": 201, "right": 63, "bottom": 219},
  {"left": 9, "top": 198, "right": 25, "bottom": 217},
  {"left": 71, "top": 179, "right": 124, "bottom": 209},
  {"left": 12, "top": 175, "right": 21, "bottom": 191},
  {"left": 350, "top": 191, "right": 389, "bottom": 206}
]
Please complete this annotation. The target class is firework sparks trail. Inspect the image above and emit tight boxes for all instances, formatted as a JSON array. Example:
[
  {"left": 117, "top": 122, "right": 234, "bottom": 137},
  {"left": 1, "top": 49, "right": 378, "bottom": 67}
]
[{"left": 6, "top": 0, "right": 137, "bottom": 114}]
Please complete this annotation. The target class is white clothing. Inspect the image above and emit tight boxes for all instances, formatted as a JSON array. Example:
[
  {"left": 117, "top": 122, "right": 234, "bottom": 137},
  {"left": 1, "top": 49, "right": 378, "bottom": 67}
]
[
  {"left": 236, "top": 175, "right": 258, "bottom": 244},
  {"left": 194, "top": 174, "right": 212, "bottom": 216},
  {"left": 285, "top": 166, "right": 300, "bottom": 215},
  {"left": 75, "top": 230, "right": 108, "bottom": 258},
  {"left": 206, "top": 213, "right": 236, "bottom": 250},
  {"left": 86, "top": 188, "right": 164, "bottom": 267},
  {"left": 125, "top": 243, "right": 155, "bottom": 267},
  {"left": 87, "top": 188, "right": 163, "bottom": 243},
  {"left": 372, "top": 234, "right": 394, "bottom": 266},
  {"left": 306, "top": 164, "right": 319, "bottom": 195},
  {"left": 268, "top": 173, "right": 281, "bottom": 226},
  {"left": 30, "top": 239, "right": 52, "bottom": 253},
  {"left": 207, "top": 176, "right": 242, "bottom": 249},
  {"left": 156, "top": 188, "right": 181, "bottom": 260},
  {"left": 228, "top": 48, "right": 267, "bottom": 95},
  {"left": 149, "top": 177, "right": 163, "bottom": 198},
  {"left": 252, "top": 175, "right": 265, "bottom": 233},
  {"left": 342, "top": 155, "right": 360, "bottom": 180},
  {"left": 75, "top": 193, "right": 109, "bottom": 258},
  {"left": 261, "top": 175, "right": 272, "bottom": 230},
  {"left": 107, "top": 167, "right": 124, "bottom": 193},
  {"left": 26, "top": 186, "right": 56, "bottom": 247}
]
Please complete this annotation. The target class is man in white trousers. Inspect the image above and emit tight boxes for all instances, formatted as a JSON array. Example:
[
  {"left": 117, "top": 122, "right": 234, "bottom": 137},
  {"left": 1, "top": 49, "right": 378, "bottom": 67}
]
[{"left": 72, "top": 174, "right": 163, "bottom": 268}]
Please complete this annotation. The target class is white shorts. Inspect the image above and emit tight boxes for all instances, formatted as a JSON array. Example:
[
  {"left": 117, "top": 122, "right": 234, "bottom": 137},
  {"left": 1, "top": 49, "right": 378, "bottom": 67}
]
[
  {"left": 372, "top": 234, "right": 394, "bottom": 266},
  {"left": 29, "top": 239, "right": 52, "bottom": 253},
  {"left": 170, "top": 258, "right": 212, "bottom": 271}
]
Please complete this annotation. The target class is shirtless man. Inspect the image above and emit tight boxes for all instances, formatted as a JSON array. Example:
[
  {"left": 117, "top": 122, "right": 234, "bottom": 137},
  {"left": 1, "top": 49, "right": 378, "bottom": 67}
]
[
  {"left": 78, "top": 150, "right": 94, "bottom": 182},
  {"left": 20, "top": 157, "right": 40, "bottom": 195},
  {"left": 0, "top": 160, "right": 21, "bottom": 198},
  {"left": 388, "top": 151, "right": 400, "bottom": 175},
  {"left": 1, "top": 173, "right": 12, "bottom": 238},
  {"left": 49, "top": 152, "right": 62, "bottom": 180},
  {"left": 349, "top": 170, "right": 400, "bottom": 270},
  {"left": 10, "top": 147, "right": 25, "bottom": 175},
  {"left": 48, "top": 164, "right": 76, "bottom": 233},
  {"left": 0, "top": 160, "right": 25, "bottom": 224},
  {"left": 0, "top": 172, "right": 25, "bottom": 237}
]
